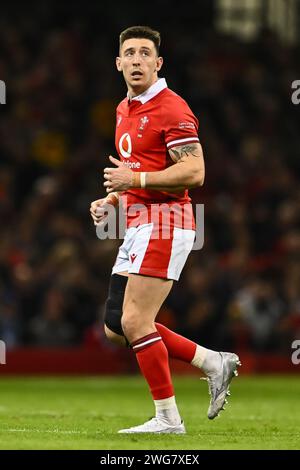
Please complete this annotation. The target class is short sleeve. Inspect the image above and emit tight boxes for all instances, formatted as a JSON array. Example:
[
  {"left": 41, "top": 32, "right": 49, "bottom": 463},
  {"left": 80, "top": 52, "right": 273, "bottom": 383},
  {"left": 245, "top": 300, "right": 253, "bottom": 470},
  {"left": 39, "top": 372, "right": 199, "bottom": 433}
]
[{"left": 163, "top": 98, "right": 200, "bottom": 150}]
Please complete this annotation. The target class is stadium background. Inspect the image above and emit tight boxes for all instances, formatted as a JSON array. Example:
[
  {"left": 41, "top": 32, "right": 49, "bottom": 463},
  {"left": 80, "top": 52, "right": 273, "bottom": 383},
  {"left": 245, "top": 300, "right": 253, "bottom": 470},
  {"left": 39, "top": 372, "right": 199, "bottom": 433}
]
[{"left": 0, "top": 0, "right": 300, "bottom": 375}]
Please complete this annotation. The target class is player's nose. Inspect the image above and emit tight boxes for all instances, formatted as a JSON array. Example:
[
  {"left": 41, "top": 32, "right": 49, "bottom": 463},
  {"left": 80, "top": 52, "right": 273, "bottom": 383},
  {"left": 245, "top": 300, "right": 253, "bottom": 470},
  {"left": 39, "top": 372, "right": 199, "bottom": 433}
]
[{"left": 132, "top": 53, "right": 141, "bottom": 65}]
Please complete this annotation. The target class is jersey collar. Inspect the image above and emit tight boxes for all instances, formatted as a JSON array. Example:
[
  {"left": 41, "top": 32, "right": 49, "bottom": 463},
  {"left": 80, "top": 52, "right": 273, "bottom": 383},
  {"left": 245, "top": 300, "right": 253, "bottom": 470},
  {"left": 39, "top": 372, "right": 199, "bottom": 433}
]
[{"left": 128, "top": 78, "right": 167, "bottom": 104}]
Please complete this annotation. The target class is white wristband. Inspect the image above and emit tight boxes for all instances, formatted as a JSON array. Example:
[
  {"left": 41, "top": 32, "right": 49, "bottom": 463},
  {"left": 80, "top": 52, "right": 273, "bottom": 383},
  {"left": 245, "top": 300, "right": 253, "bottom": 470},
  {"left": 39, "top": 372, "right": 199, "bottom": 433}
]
[{"left": 140, "top": 172, "right": 147, "bottom": 189}]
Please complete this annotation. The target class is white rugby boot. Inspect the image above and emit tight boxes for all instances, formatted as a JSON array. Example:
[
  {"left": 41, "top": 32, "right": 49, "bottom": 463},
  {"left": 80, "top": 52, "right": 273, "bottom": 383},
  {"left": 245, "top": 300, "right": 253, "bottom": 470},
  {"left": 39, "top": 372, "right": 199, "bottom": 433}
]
[{"left": 118, "top": 417, "right": 186, "bottom": 434}]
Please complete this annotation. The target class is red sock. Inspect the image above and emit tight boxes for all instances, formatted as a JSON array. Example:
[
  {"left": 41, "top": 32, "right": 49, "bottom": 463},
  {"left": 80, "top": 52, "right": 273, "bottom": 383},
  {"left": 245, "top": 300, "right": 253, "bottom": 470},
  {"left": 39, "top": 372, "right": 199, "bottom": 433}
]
[
  {"left": 155, "top": 323, "right": 197, "bottom": 363},
  {"left": 131, "top": 332, "right": 174, "bottom": 400}
]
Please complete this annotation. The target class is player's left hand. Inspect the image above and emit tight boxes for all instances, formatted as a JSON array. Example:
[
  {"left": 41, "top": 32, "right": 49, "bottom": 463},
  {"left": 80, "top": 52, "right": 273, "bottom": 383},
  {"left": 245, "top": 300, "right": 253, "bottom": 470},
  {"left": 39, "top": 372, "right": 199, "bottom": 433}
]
[{"left": 103, "top": 156, "right": 133, "bottom": 192}]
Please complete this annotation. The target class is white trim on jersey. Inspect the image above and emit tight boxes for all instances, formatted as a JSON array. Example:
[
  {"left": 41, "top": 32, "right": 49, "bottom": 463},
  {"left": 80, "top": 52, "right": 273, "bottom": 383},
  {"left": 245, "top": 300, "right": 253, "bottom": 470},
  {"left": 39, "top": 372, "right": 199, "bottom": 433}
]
[
  {"left": 166, "top": 137, "right": 200, "bottom": 148},
  {"left": 129, "top": 78, "right": 168, "bottom": 104}
]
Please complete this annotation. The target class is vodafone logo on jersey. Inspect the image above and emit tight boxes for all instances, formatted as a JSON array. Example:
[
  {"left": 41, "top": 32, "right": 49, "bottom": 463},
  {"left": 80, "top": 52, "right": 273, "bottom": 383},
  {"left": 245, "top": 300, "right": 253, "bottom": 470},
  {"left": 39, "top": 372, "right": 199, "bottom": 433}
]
[
  {"left": 119, "top": 133, "right": 132, "bottom": 158},
  {"left": 118, "top": 132, "right": 141, "bottom": 168}
]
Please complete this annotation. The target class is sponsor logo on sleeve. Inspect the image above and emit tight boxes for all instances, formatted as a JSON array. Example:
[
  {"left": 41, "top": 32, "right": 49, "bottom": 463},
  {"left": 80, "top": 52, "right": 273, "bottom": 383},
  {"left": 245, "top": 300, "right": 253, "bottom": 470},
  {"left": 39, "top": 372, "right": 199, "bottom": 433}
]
[{"left": 178, "top": 122, "right": 195, "bottom": 130}]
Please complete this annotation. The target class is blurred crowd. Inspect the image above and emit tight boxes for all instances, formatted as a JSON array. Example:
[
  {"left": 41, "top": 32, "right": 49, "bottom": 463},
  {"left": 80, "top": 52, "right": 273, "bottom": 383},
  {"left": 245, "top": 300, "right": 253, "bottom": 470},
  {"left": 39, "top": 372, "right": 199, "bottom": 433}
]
[{"left": 0, "top": 2, "right": 300, "bottom": 353}]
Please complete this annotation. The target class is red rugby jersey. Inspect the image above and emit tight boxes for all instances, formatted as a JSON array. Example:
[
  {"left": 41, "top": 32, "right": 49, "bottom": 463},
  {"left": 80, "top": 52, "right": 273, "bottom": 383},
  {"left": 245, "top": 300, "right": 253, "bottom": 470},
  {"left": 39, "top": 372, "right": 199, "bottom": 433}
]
[{"left": 115, "top": 78, "right": 199, "bottom": 228}]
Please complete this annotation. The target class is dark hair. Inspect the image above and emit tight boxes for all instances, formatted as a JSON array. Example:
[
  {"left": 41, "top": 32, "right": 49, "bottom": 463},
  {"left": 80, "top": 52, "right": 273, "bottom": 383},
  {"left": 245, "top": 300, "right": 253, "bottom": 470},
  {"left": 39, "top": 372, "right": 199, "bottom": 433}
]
[{"left": 119, "top": 26, "right": 161, "bottom": 55}]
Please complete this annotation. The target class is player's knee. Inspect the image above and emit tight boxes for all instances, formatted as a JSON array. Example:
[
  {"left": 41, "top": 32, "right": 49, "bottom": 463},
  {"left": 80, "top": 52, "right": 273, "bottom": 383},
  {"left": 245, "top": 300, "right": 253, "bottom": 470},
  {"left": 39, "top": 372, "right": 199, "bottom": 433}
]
[
  {"left": 121, "top": 311, "right": 142, "bottom": 338},
  {"left": 120, "top": 314, "right": 132, "bottom": 336}
]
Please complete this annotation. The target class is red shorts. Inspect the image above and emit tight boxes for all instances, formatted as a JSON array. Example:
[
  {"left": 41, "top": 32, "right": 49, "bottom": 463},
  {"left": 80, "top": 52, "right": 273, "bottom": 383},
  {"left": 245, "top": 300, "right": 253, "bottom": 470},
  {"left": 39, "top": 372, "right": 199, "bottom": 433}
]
[{"left": 112, "top": 222, "right": 195, "bottom": 281}]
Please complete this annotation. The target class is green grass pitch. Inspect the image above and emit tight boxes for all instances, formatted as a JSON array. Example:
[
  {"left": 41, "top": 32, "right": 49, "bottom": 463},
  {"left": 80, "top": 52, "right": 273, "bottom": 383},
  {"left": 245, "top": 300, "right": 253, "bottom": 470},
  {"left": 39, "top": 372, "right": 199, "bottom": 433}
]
[{"left": 0, "top": 375, "right": 299, "bottom": 450}]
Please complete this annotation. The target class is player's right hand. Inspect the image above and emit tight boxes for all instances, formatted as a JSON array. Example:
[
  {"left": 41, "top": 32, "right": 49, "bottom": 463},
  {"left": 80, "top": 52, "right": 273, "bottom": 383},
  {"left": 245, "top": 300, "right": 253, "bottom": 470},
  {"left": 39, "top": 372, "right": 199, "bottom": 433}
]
[{"left": 90, "top": 198, "right": 109, "bottom": 226}]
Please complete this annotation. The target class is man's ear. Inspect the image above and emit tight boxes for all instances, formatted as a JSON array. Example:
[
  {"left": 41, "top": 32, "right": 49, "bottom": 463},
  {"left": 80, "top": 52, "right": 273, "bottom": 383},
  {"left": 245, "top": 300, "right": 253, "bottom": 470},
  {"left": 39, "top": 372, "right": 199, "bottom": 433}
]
[
  {"left": 116, "top": 57, "right": 122, "bottom": 72},
  {"left": 155, "top": 56, "right": 163, "bottom": 72}
]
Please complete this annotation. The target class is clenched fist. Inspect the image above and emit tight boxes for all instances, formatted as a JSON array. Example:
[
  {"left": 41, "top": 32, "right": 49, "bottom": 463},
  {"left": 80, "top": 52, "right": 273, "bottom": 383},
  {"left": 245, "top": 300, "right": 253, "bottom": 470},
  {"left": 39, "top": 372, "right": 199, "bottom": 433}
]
[{"left": 90, "top": 193, "right": 119, "bottom": 226}]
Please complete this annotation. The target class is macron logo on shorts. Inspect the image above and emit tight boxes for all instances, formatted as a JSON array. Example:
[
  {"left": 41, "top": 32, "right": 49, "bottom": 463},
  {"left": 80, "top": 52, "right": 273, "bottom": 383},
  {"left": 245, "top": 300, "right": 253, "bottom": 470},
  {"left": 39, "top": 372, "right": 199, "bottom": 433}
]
[{"left": 130, "top": 253, "right": 137, "bottom": 264}]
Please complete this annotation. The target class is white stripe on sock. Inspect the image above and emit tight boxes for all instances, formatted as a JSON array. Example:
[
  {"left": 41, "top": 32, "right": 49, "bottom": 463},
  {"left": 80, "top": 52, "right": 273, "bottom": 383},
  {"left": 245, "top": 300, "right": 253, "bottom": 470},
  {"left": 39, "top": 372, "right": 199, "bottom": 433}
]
[{"left": 132, "top": 336, "right": 162, "bottom": 350}]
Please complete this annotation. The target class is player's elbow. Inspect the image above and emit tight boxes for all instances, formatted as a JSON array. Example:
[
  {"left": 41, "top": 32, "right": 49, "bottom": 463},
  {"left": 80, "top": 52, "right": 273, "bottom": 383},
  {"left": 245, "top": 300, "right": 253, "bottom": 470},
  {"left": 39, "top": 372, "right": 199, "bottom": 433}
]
[
  {"left": 185, "top": 158, "right": 205, "bottom": 187},
  {"left": 188, "top": 168, "right": 205, "bottom": 188}
]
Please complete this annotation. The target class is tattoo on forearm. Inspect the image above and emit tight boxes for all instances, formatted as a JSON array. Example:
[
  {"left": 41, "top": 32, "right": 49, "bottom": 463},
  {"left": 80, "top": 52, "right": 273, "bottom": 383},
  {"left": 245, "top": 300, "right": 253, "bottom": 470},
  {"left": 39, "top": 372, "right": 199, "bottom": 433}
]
[{"left": 169, "top": 144, "right": 201, "bottom": 162}]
